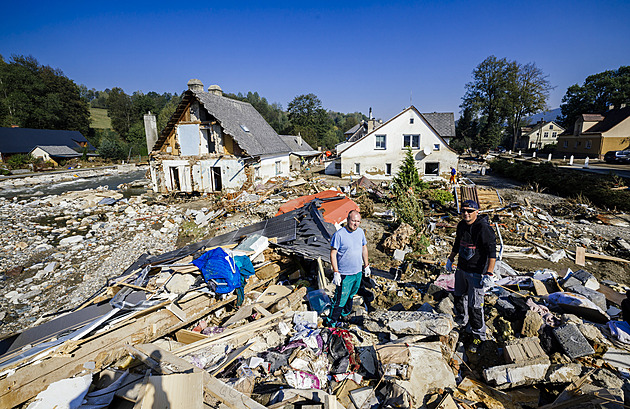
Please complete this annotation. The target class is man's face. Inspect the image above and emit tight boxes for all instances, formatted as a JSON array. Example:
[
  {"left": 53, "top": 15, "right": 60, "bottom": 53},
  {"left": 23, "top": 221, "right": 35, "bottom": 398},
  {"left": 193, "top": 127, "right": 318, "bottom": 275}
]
[
  {"left": 461, "top": 207, "right": 478, "bottom": 225},
  {"left": 347, "top": 213, "right": 361, "bottom": 232}
]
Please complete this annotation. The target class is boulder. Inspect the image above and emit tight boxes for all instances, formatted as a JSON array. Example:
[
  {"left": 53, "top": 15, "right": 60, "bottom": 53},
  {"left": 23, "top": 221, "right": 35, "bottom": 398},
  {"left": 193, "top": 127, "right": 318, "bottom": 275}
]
[{"left": 364, "top": 310, "right": 454, "bottom": 336}]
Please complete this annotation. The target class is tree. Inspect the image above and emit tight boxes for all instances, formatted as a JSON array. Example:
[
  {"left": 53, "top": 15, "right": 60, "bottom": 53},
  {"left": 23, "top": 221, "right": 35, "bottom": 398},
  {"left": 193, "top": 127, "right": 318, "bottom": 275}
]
[
  {"left": 287, "top": 93, "right": 335, "bottom": 149},
  {"left": 460, "top": 56, "right": 551, "bottom": 152},
  {"left": 107, "top": 87, "right": 133, "bottom": 139},
  {"left": 392, "top": 147, "right": 427, "bottom": 192},
  {"left": 558, "top": 66, "right": 630, "bottom": 129}
]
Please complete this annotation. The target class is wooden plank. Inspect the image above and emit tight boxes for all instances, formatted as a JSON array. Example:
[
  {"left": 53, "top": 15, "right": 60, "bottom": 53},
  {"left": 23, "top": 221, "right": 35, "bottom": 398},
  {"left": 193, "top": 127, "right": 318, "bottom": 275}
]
[
  {"left": 141, "top": 373, "right": 204, "bottom": 409},
  {"left": 176, "top": 329, "right": 208, "bottom": 344},
  {"left": 0, "top": 278, "right": 272, "bottom": 409},
  {"left": 585, "top": 252, "right": 630, "bottom": 264},
  {"left": 167, "top": 303, "right": 187, "bottom": 322},
  {"left": 575, "top": 246, "right": 586, "bottom": 266},
  {"left": 210, "top": 343, "right": 253, "bottom": 376},
  {"left": 597, "top": 284, "right": 626, "bottom": 306},
  {"left": 134, "top": 344, "right": 266, "bottom": 409}
]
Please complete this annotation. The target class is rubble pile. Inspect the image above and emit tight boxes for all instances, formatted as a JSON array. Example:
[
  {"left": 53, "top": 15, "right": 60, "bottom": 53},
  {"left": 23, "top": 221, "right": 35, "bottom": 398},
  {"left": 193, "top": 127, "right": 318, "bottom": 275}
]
[{"left": 1, "top": 170, "right": 630, "bottom": 408}]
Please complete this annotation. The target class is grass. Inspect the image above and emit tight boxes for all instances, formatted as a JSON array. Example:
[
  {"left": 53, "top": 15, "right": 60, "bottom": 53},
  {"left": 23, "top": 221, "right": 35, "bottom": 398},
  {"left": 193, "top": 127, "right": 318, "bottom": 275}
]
[{"left": 90, "top": 107, "right": 111, "bottom": 129}]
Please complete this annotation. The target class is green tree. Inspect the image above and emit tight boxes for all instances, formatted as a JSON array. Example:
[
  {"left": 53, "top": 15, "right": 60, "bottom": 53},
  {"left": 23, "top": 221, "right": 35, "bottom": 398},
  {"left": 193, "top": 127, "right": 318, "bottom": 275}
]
[
  {"left": 557, "top": 66, "right": 630, "bottom": 129},
  {"left": 392, "top": 147, "right": 427, "bottom": 192},
  {"left": 461, "top": 56, "right": 551, "bottom": 153},
  {"left": 107, "top": 87, "right": 133, "bottom": 139},
  {"left": 287, "top": 93, "right": 335, "bottom": 149}
]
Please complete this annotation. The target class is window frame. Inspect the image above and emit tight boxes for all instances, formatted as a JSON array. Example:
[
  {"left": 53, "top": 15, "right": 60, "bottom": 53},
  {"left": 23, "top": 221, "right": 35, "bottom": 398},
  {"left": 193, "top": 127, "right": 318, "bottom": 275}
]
[
  {"left": 375, "top": 134, "right": 386, "bottom": 150},
  {"left": 385, "top": 163, "right": 392, "bottom": 176},
  {"left": 354, "top": 163, "right": 360, "bottom": 175},
  {"left": 433, "top": 144, "right": 440, "bottom": 151},
  {"left": 403, "top": 134, "right": 420, "bottom": 149}
]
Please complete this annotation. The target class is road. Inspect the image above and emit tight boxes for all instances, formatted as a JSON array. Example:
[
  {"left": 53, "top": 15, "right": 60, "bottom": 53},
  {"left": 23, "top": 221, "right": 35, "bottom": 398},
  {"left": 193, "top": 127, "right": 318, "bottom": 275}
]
[{"left": 495, "top": 153, "right": 630, "bottom": 180}]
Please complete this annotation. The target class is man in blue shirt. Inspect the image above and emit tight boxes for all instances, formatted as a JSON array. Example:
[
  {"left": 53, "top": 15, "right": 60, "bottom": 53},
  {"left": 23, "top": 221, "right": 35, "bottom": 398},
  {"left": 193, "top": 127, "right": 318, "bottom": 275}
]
[{"left": 329, "top": 210, "right": 370, "bottom": 325}]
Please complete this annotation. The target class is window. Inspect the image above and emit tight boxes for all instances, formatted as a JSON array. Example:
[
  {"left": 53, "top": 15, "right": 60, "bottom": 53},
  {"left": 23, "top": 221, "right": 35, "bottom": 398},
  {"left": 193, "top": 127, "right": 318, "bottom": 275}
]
[
  {"left": 386, "top": 163, "right": 392, "bottom": 175},
  {"left": 549, "top": 124, "right": 554, "bottom": 130},
  {"left": 433, "top": 144, "right": 440, "bottom": 151},
  {"left": 424, "top": 162, "right": 439, "bottom": 175},
  {"left": 354, "top": 163, "right": 360, "bottom": 174},
  {"left": 563, "top": 140, "right": 568, "bottom": 148},
  {"left": 403, "top": 134, "right": 420, "bottom": 149},
  {"left": 375, "top": 134, "right": 386, "bottom": 149},
  {"left": 275, "top": 161, "right": 282, "bottom": 175},
  {"left": 544, "top": 132, "right": 549, "bottom": 138},
  {"left": 552, "top": 132, "right": 557, "bottom": 138},
  {"left": 410, "top": 118, "right": 414, "bottom": 124},
  {"left": 586, "top": 140, "right": 592, "bottom": 149}
]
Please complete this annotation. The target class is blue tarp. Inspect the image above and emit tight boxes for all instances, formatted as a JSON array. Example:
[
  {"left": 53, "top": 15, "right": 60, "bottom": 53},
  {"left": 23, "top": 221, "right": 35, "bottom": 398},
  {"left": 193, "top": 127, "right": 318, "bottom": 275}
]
[{"left": 193, "top": 247, "right": 242, "bottom": 294}]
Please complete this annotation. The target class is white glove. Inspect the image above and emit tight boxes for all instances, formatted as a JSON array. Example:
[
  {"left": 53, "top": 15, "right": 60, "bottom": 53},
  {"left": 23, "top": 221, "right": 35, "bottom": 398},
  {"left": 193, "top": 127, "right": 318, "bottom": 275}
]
[
  {"left": 445, "top": 259, "right": 453, "bottom": 273},
  {"left": 482, "top": 274, "right": 495, "bottom": 289},
  {"left": 333, "top": 271, "right": 342, "bottom": 286},
  {"left": 363, "top": 266, "right": 371, "bottom": 277}
]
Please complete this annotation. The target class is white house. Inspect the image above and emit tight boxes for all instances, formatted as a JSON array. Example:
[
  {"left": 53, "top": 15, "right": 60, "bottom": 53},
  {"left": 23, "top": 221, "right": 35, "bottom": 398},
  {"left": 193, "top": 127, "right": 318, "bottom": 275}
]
[
  {"left": 329, "top": 106, "right": 458, "bottom": 179},
  {"left": 517, "top": 120, "right": 565, "bottom": 149},
  {"left": 149, "top": 79, "right": 292, "bottom": 193}
]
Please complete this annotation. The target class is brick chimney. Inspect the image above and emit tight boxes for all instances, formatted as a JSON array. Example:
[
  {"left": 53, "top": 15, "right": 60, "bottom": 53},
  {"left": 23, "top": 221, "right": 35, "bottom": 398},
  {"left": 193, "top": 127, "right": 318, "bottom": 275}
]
[
  {"left": 208, "top": 84, "right": 223, "bottom": 96},
  {"left": 187, "top": 79, "right": 204, "bottom": 92}
]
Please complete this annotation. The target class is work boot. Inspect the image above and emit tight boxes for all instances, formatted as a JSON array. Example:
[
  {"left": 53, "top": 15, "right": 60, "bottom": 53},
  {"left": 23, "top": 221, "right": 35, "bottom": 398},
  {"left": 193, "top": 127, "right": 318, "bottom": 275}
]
[{"left": 467, "top": 337, "right": 482, "bottom": 354}]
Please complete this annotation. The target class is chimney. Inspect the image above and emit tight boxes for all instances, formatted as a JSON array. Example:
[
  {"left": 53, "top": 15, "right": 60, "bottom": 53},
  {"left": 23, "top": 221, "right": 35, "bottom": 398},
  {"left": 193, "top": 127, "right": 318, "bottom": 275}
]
[
  {"left": 369, "top": 107, "right": 373, "bottom": 120},
  {"left": 608, "top": 104, "right": 615, "bottom": 110},
  {"left": 296, "top": 132, "right": 303, "bottom": 147},
  {"left": 144, "top": 112, "right": 158, "bottom": 153},
  {"left": 187, "top": 79, "right": 204, "bottom": 92},
  {"left": 208, "top": 84, "right": 223, "bottom": 96}
]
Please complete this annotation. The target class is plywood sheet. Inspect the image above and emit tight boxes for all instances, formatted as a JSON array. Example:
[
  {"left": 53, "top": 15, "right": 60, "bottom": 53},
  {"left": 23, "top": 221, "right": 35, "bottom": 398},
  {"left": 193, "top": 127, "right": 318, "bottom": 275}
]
[{"left": 140, "top": 373, "right": 203, "bottom": 409}]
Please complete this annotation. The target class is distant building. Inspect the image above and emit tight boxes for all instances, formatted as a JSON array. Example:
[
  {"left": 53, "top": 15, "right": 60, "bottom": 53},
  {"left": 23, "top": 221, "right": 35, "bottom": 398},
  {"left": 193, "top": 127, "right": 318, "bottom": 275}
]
[
  {"left": 556, "top": 105, "right": 630, "bottom": 159},
  {"left": 0, "top": 127, "right": 93, "bottom": 163},
  {"left": 516, "top": 120, "right": 564, "bottom": 149},
  {"left": 150, "top": 79, "right": 294, "bottom": 193},
  {"left": 327, "top": 106, "right": 458, "bottom": 179}
]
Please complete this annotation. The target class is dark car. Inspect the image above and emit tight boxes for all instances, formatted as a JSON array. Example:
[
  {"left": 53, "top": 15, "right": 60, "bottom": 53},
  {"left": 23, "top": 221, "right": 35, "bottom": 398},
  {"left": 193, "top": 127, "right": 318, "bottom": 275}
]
[{"left": 604, "top": 150, "right": 630, "bottom": 163}]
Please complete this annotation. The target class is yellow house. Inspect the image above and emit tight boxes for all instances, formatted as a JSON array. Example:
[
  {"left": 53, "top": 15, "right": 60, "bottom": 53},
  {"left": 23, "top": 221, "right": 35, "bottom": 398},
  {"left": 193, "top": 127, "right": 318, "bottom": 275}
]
[
  {"left": 517, "top": 121, "right": 564, "bottom": 149},
  {"left": 556, "top": 105, "right": 630, "bottom": 159}
]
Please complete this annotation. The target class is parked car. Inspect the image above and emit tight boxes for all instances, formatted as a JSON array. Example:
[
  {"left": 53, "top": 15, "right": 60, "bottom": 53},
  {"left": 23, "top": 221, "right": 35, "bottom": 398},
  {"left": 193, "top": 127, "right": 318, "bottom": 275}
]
[{"left": 604, "top": 150, "right": 630, "bottom": 163}]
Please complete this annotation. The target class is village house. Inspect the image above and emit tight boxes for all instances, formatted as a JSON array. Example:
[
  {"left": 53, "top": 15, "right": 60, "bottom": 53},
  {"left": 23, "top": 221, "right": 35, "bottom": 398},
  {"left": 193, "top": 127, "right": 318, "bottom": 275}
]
[
  {"left": 327, "top": 106, "right": 458, "bottom": 179},
  {"left": 279, "top": 134, "right": 320, "bottom": 171},
  {"left": 555, "top": 104, "right": 630, "bottom": 159},
  {"left": 0, "top": 127, "right": 93, "bottom": 163},
  {"left": 516, "top": 120, "right": 564, "bottom": 150},
  {"left": 149, "top": 79, "right": 293, "bottom": 193}
]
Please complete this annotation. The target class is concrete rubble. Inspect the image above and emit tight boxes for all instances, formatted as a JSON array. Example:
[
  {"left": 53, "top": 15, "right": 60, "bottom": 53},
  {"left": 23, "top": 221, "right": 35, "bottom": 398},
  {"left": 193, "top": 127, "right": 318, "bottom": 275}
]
[{"left": 1, "top": 162, "right": 630, "bottom": 408}]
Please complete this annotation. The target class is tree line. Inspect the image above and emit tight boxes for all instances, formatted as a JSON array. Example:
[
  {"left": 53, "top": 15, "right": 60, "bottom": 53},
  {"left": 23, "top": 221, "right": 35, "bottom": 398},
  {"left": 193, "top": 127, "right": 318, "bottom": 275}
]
[{"left": 454, "top": 56, "right": 630, "bottom": 153}]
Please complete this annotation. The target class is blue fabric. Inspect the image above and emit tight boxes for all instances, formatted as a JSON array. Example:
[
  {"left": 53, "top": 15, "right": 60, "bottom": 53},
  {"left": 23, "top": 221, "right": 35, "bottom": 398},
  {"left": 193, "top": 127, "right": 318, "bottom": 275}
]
[
  {"left": 234, "top": 255, "right": 255, "bottom": 277},
  {"left": 330, "top": 227, "right": 366, "bottom": 275},
  {"left": 193, "top": 247, "right": 242, "bottom": 294}
]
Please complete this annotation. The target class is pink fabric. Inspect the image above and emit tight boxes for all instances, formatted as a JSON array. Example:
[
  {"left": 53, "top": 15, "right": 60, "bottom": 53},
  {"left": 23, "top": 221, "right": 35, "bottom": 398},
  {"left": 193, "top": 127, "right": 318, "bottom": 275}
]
[{"left": 434, "top": 273, "right": 456, "bottom": 292}]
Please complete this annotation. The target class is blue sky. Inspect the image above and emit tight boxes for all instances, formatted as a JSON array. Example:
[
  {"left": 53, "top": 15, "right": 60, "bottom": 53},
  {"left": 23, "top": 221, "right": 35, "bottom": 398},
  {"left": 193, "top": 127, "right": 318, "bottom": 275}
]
[{"left": 1, "top": 1, "right": 629, "bottom": 120}]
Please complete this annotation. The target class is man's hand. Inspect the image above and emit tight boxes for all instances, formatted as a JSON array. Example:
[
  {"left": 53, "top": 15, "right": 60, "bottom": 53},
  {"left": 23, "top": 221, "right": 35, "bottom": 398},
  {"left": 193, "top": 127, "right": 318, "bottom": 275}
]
[
  {"left": 363, "top": 266, "right": 371, "bottom": 277},
  {"left": 482, "top": 274, "right": 494, "bottom": 289},
  {"left": 445, "top": 259, "right": 453, "bottom": 273},
  {"left": 333, "top": 271, "right": 342, "bottom": 286}
]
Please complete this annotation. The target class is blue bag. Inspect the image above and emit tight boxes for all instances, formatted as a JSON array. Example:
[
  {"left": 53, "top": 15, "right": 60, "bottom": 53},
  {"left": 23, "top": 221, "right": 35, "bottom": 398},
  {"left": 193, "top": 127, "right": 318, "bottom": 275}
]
[{"left": 193, "top": 247, "right": 242, "bottom": 294}]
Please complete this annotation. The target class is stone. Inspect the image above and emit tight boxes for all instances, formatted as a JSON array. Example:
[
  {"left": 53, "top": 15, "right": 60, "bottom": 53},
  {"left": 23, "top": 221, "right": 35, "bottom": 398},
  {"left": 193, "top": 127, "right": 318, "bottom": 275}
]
[
  {"left": 591, "top": 368, "right": 624, "bottom": 390},
  {"left": 376, "top": 341, "right": 456, "bottom": 407},
  {"left": 483, "top": 359, "right": 550, "bottom": 389},
  {"left": 521, "top": 310, "right": 543, "bottom": 337},
  {"left": 578, "top": 323, "right": 606, "bottom": 344},
  {"left": 165, "top": 273, "right": 196, "bottom": 294},
  {"left": 553, "top": 323, "right": 595, "bottom": 359},
  {"left": 563, "top": 282, "right": 607, "bottom": 311},
  {"left": 364, "top": 310, "right": 454, "bottom": 336},
  {"left": 495, "top": 297, "right": 516, "bottom": 316},
  {"left": 59, "top": 235, "right": 83, "bottom": 246},
  {"left": 546, "top": 363, "right": 582, "bottom": 383},
  {"left": 571, "top": 269, "right": 600, "bottom": 290},
  {"left": 437, "top": 297, "right": 454, "bottom": 316}
]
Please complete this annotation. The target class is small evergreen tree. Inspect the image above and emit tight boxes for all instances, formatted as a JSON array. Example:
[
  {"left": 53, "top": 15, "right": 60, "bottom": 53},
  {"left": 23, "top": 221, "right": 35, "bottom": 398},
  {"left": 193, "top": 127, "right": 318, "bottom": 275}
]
[{"left": 392, "top": 147, "right": 427, "bottom": 192}]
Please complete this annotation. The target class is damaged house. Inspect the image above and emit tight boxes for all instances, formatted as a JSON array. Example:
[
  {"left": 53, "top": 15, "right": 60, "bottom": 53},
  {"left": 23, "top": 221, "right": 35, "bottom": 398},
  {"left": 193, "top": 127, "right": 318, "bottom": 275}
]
[
  {"left": 149, "top": 79, "right": 292, "bottom": 193},
  {"left": 327, "top": 106, "right": 458, "bottom": 179}
]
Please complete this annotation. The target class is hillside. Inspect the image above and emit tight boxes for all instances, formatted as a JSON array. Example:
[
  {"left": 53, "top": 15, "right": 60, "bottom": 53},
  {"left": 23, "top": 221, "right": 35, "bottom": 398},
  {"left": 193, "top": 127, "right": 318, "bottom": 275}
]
[{"left": 89, "top": 107, "right": 111, "bottom": 129}]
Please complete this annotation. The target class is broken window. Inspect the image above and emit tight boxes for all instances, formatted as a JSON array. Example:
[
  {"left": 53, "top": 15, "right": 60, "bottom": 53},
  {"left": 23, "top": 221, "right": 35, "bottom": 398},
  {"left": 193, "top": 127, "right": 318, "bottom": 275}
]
[
  {"left": 424, "top": 162, "right": 439, "bottom": 175},
  {"left": 354, "top": 163, "right": 360, "bottom": 174},
  {"left": 275, "top": 161, "right": 282, "bottom": 175}
]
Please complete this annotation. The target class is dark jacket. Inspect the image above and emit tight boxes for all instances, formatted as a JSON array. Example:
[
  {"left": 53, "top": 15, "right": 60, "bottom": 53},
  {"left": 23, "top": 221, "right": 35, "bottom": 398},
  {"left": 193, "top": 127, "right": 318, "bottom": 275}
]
[{"left": 452, "top": 214, "right": 497, "bottom": 274}]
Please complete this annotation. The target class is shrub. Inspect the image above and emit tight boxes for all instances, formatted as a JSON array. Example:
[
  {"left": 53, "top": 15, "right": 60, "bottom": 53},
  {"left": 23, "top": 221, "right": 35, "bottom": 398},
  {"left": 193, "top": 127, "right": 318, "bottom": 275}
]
[
  {"left": 98, "top": 138, "right": 126, "bottom": 160},
  {"left": 426, "top": 189, "right": 454, "bottom": 205},
  {"left": 389, "top": 186, "right": 424, "bottom": 233},
  {"left": 6, "top": 154, "right": 36, "bottom": 169}
]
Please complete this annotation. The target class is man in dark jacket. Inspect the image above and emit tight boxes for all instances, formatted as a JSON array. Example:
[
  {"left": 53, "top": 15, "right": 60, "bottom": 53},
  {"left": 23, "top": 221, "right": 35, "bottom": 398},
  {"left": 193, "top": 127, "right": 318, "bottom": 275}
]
[{"left": 446, "top": 200, "right": 496, "bottom": 345}]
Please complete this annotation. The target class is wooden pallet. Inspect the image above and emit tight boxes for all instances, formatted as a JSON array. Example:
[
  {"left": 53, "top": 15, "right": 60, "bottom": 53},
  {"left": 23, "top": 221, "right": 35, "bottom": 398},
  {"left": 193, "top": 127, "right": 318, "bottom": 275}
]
[{"left": 504, "top": 337, "right": 547, "bottom": 363}]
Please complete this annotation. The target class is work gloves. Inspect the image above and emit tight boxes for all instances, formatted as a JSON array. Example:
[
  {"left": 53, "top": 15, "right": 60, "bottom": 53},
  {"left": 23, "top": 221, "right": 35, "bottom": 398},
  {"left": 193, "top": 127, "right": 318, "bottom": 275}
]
[
  {"left": 333, "top": 271, "right": 342, "bottom": 286},
  {"left": 445, "top": 259, "right": 453, "bottom": 273},
  {"left": 482, "top": 274, "right": 495, "bottom": 290}
]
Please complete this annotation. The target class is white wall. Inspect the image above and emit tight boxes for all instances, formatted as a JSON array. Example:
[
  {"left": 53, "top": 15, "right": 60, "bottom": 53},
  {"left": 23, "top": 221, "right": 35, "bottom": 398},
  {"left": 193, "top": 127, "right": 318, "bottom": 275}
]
[
  {"left": 154, "top": 157, "right": 247, "bottom": 193},
  {"left": 31, "top": 147, "right": 50, "bottom": 161},
  {"left": 339, "top": 108, "right": 458, "bottom": 179},
  {"left": 258, "top": 153, "right": 290, "bottom": 182}
]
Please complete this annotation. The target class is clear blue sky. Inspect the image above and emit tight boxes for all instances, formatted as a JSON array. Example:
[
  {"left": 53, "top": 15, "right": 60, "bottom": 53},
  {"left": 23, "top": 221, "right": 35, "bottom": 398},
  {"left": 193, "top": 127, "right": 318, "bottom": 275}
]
[{"left": 1, "top": 0, "right": 629, "bottom": 121}]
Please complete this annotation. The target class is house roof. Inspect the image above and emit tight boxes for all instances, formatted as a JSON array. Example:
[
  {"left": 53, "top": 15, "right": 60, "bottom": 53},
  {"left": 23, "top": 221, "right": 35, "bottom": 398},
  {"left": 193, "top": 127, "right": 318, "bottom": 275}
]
[
  {"left": 582, "top": 113, "right": 604, "bottom": 122},
  {"left": 422, "top": 113, "right": 456, "bottom": 137},
  {"left": 520, "top": 121, "right": 565, "bottom": 136},
  {"left": 31, "top": 145, "right": 82, "bottom": 158},
  {"left": 583, "top": 106, "right": 630, "bottom": 134},
  {"left": 338, "top": 106, "right": 458, "bottom": 155},
  {"left": 279, "top": 135, "right": 316, "bottom": 153},
  {"left": 0, "top": 128, "right": 93, "bottom": 154}
]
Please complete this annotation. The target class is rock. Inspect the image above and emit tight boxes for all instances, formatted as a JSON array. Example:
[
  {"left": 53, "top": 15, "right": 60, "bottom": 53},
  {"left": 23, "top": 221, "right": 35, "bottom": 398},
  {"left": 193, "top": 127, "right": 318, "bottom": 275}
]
[
  {"left": 364, "top": 310, "right": 454, "bottom": 336},
  {"left": 578, "top": 323, "right": 606, "bottom": 344},
  {"left": 165, "top": 273, "right": 196, "bottom": 294},
  {"left": 4, "top": 290, "right": 18, "bottom": 299},
  {"left": 553, "top": 323, "right": 595, "bottom": 359},
  {"left": 59, "top": 235, "right": 84, "bottom": 246},
  {"left": 521, "top": 310, "right": 543, "bottom": 337},
  {"left": 484, "top": 359, "right": 550, "bottom": 389},
  {"left": 382, "top": 223, "right": 415, "bottom": 253},
  {"left": 571, "top": 269, "right": 600, "bottom": 290},
  {"left": 591, "top": 368, "right": 624, "bottom": 390},
  {"left": 546, "top": 363, "right": 582, "bottom": 383},
  {"left": 437, "top": 297, "right": 454, "bottom": 316}
]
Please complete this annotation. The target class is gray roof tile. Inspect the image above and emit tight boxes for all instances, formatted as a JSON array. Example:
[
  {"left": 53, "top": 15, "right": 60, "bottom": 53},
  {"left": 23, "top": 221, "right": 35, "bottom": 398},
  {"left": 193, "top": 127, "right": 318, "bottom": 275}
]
[{"left": 422, "top": 113, "right": 455, "bottom": 137}]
